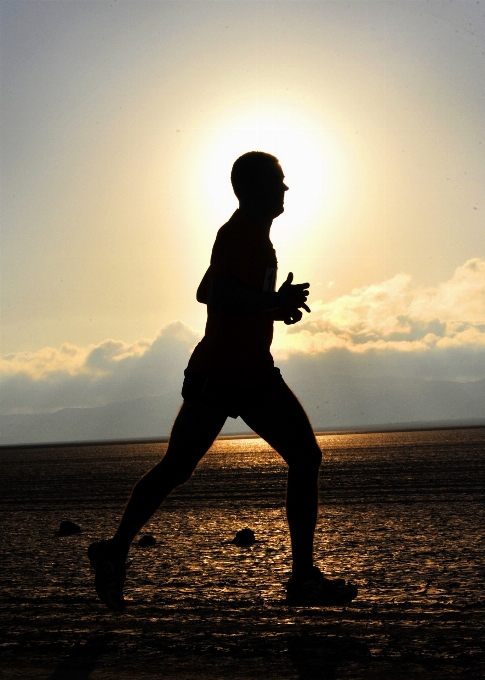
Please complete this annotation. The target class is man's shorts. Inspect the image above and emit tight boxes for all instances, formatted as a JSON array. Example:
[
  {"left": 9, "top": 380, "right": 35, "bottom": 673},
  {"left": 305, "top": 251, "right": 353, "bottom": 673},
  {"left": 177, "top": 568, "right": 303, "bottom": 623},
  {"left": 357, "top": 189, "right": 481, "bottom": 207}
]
[{"left": 181, "top": 367, "right": 284, "bottom": 419}]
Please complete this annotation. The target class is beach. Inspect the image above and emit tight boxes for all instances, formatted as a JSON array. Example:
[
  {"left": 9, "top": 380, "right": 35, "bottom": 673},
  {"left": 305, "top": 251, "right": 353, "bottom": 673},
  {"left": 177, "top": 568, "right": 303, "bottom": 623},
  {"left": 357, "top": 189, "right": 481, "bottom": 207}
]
[{"left": 1, "top": 428, "right": 484, "bottom": 679}]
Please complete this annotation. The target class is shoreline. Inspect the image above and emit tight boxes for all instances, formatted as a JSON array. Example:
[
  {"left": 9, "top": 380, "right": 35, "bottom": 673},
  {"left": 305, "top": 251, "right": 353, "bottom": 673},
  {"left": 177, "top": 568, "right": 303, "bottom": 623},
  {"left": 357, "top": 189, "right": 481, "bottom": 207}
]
[{"left": 1, "top": 420, "right": 484, "bottom": 451}]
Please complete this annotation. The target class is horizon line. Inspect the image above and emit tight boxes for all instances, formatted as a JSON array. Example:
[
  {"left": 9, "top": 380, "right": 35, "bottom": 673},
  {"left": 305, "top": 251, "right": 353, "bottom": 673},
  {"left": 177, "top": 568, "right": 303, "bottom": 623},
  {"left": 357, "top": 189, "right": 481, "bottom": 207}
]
[{"left": 1, "top": 419, "right": 484, "bottom": 451}]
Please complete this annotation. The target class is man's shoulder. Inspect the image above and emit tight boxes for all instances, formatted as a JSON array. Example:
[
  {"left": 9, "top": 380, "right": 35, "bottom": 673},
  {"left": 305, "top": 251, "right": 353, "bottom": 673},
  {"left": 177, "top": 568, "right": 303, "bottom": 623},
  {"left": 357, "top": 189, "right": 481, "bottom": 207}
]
[
  {"left": 210, "top": 213, "right": 254, "bottom": 273},
  {"left": 217, "top": 209, "right": 246, "bottom": 232},
  {"left": 209, "top": 211, "right": 276, "bottom": 280},
  {"left": 214, "top": 212, "right": 248, "bottom": 248}
]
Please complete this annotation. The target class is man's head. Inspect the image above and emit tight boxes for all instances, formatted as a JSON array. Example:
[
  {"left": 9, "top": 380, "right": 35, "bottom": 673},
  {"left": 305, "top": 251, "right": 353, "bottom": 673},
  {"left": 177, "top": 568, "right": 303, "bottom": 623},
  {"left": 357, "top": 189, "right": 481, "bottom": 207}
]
[{"left": 231, "top": 151, "right": 288, "bottom": 219}]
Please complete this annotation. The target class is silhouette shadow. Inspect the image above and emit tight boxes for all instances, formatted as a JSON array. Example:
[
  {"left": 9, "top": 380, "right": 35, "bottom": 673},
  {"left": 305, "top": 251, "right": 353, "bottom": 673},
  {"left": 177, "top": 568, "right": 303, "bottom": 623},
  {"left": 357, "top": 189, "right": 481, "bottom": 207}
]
[
  {"left": 286, "top": 632, "right": 370, "bottom": 679},
  {"left": 47, "top": 633, "right": 114, "bottom": 680}
]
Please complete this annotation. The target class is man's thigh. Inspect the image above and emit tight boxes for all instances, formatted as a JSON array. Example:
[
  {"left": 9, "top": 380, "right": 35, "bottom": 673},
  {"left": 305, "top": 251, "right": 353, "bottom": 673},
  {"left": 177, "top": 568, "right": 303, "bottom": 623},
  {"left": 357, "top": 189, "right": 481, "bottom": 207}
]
[
  {"left": 239, "top": 381, "right": 320, "bottom": 466},
  {"left": 162, "top": 400, "right": 227, "bottom": 470}
]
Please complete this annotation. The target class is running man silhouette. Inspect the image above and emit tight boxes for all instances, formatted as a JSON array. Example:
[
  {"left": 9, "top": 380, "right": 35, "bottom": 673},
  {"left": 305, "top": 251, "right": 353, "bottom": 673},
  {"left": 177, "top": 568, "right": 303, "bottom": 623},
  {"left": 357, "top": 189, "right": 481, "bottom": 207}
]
[{"left": 88, "top": 151, "right": 358, "bottom": 610}]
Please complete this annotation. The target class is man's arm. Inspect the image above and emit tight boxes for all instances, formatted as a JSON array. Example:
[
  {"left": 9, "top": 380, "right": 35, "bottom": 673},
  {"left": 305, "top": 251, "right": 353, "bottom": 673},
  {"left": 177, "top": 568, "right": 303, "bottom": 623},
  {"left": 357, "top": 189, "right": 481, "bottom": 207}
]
[
  {"left": 206, "top": 272, "right": 310, "bottom": 315},
  {"left": 208, "top": 275, "right": 279, "bottom": 313}
]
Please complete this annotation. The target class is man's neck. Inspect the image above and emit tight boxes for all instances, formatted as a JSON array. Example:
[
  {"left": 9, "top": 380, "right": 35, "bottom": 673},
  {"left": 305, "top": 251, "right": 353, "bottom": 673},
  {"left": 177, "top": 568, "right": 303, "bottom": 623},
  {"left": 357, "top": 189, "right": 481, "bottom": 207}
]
[{"left": 238, "top": 205, "right": 273, "bottom": 235}]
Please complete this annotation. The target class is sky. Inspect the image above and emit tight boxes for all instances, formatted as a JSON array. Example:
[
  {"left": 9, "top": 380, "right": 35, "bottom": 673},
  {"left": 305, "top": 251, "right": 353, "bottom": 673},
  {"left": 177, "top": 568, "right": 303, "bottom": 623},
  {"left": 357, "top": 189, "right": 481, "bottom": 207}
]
[{"left": 1, "top": 1, "right": 484, "bottom": 436}]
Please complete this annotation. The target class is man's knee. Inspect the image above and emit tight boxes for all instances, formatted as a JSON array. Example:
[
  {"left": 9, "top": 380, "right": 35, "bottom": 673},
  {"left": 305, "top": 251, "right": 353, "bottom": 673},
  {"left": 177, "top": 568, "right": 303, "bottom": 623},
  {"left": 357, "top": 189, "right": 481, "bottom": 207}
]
[
  {"left": 307, "top": 445, "right": 322, "bottom": 472},
  {"left": 150, "top": 457, "right": 196, "bottom": 489},
  {"left": 288, "top": 443, "right": 322, "bottom": 475},
  {"left": 170, "top": 466, "right": 194, "bottom": 487}
]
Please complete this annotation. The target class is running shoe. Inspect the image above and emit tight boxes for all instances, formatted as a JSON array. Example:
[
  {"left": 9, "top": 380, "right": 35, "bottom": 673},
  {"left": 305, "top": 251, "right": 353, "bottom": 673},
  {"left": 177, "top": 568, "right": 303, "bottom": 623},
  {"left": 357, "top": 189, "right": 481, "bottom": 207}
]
[
  {"left": 88, "top": 540, "right": 127, "bottom": 611},
  {"left": 286, "top": 566, "right": 358, "bottom": 606}
]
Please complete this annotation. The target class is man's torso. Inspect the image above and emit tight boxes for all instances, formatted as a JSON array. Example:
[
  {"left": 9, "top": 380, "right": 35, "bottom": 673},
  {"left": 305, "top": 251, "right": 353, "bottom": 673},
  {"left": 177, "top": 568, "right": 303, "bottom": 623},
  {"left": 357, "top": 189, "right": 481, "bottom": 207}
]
[{"left": 187, "top": 210, "right": 277, "bottom": 386}]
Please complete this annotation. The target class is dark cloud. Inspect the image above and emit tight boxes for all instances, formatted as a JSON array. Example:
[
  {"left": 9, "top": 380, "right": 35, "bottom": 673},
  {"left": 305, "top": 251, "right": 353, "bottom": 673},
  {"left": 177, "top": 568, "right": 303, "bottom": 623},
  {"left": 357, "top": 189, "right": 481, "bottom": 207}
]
[{"left": 0, "top": 321, "right": 200, "bottom": 415}]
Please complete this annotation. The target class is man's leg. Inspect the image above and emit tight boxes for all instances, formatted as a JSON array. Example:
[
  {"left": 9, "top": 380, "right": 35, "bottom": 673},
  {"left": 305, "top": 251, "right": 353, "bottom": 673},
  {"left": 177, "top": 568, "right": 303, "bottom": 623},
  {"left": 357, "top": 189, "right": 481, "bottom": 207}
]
[
  {"left": 110, "top": 400, "right": 227, "bottom": 562},
  {"left": 239, "top": 381, "right": 358, "bottom": 605},
  {"left": 239, "top": 382, "right": 321, "bottom": 579},
  {"left": 89, "top": 400, "right": 226, "bottom": 609}
]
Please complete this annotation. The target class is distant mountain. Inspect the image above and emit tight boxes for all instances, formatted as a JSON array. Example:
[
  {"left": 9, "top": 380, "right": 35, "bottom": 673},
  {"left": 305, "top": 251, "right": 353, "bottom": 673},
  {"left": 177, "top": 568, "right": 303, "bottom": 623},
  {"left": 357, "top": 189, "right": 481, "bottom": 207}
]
[
  {"left": 0, "top": 393, "right": 181, "bottom": 446},
  {"left": 1, "top": 376, "right": 484, "bottom": 446},
  {"left": 294, "top": 375, "right": 485, "bottom": 432}
]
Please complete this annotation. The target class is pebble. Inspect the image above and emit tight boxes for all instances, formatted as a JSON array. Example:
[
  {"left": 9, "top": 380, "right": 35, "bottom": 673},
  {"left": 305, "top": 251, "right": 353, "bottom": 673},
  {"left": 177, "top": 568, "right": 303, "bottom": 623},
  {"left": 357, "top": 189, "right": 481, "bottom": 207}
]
[
  {"left": 59, "top": 521, "right": 81, "bottom": 535},
  {"left": 138, "top": 534, "right": 157, "bottom": 547},
  {"left": 232, "top": 528, "right": 256, "bottom": 545}
]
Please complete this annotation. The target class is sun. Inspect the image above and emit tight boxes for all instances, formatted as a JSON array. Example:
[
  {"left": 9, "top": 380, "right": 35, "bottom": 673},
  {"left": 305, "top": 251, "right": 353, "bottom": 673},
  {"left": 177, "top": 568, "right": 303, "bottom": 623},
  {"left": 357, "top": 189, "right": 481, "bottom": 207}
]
[{"left": 191, "top": 105, "right": 345, "bottom": 251}]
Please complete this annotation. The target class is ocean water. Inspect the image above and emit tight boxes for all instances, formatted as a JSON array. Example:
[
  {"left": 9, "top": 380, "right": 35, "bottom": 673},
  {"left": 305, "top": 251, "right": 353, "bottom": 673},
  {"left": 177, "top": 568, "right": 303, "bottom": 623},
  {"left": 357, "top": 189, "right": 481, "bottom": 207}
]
[{"left": 0, "top": 429, "right": 484, "bottom": 679}]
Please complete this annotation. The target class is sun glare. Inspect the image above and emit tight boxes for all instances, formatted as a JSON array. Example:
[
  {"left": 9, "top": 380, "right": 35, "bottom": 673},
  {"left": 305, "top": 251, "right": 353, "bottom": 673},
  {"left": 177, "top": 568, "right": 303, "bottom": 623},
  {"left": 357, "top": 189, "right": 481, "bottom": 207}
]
[{"left": 192, "top": 106, "right": 345, "bottom": 250}]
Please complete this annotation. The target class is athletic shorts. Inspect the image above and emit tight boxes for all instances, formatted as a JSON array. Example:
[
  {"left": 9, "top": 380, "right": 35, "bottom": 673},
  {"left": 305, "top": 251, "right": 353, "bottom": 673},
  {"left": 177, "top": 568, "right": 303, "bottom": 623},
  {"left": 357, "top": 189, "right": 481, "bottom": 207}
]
[{"left": 181, "top": 366, "right": 284, "bottom": 419}]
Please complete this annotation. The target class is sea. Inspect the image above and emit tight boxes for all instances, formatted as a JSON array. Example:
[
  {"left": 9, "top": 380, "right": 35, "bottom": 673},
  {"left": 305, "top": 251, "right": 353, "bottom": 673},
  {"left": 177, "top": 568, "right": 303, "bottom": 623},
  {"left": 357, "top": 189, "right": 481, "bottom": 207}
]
[{"left": 0, "top": 428, "right": 484, "bottom": 679}]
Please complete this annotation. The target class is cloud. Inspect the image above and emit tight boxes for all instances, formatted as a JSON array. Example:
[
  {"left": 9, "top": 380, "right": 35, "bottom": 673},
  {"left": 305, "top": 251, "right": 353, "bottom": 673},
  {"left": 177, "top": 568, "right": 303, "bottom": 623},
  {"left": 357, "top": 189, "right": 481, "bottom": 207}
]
[
  {"left": 0, "top": 322, "right": 200, "bottom": 415},
  {"left": 273, "top": 258, "right": 485, "bottom": 381},
  {"left": 1, "top": 260, "right": 485, "bottom": 419}
]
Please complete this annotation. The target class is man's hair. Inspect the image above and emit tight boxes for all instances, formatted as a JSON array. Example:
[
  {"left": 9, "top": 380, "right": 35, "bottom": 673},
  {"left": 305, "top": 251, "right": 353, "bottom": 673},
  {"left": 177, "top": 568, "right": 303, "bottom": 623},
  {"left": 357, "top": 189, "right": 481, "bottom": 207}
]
[{"left": 231, "top": 151, "right": 280, "bottom": 199}]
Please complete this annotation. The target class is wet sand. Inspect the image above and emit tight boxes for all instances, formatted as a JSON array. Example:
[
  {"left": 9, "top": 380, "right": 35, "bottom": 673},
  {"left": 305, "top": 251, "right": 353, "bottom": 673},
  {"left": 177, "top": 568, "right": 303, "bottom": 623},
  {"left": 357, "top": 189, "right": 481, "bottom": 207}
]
[{"left": 1, "top": 429, "right": 484, "bottom": 679}]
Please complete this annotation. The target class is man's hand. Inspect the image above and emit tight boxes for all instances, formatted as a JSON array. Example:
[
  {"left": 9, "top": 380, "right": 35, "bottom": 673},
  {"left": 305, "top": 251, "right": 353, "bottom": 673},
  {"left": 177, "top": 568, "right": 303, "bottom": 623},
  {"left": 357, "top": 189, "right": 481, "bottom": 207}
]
[
  {"left": 282, "top": 308, "right": 303, "bottom": 325},
  {"left": 277, "top": 272, "right": 311, "bottom": 313}
]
